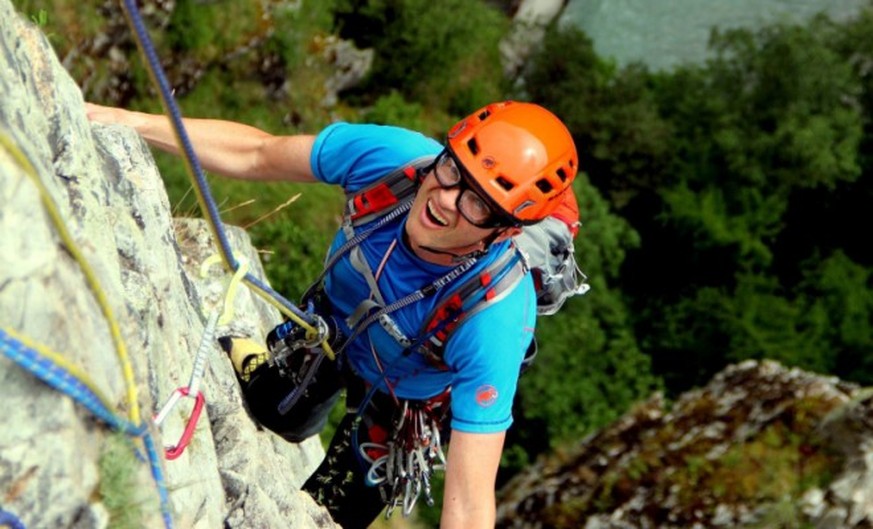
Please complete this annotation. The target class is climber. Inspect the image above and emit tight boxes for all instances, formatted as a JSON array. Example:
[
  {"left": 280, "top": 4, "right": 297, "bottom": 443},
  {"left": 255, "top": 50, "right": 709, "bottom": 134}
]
[{"left": 85, "top": 100, "right": 579, "bottom": 529}]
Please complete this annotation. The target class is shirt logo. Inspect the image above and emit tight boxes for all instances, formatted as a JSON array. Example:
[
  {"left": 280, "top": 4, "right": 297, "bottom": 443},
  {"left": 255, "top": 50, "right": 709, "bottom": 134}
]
[{"left": 475, "top": 385, "right": 498, "bottom": 407}]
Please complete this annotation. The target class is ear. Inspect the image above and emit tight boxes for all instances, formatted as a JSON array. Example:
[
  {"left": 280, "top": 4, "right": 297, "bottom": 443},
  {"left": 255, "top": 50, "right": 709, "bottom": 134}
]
[{"left": 492, "top": 226, "right": 522, "bottom": 243}]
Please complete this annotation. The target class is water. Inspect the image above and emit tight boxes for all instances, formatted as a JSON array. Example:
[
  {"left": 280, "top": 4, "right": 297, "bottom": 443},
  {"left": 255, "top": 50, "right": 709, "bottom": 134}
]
[{"left": 559, "top": 0, "right": 870, "bottom": 71}]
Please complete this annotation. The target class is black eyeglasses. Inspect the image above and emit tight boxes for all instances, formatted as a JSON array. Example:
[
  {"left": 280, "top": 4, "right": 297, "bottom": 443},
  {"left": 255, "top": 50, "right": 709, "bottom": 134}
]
[{"left": 431, "top": 151, "right": 507, "bottom": 228}]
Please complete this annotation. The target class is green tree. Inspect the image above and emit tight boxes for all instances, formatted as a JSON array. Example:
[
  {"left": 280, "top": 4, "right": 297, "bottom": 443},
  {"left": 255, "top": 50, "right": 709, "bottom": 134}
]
[
  {"left": 333, "top": 0, "right": 509, "bottom": 113},
  {"left": 522, "top": 10, "right": 871, "bottom": 396},
  {"left": 803, "top": 251, "right": 873, "bottom": 382},
  {"left": 520, "top": 24, "right": 674, "bottom": 208},
  {"left": 639, "top": 17, "right": 866, "bottom": 391}
]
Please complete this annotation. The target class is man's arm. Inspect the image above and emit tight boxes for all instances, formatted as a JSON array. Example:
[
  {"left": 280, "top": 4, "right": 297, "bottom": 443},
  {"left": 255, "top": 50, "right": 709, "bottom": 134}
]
[
  {"left": 441, "top": 429, "right": 505, "bottom": 529},
  {"left": 85, "top": 103, "right": 318, "bottom": 183}
]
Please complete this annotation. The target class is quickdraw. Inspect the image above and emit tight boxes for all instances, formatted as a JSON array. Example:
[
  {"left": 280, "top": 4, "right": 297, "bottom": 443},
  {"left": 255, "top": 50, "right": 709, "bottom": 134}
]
[
  {"left": 153, "top": 384, "right": 206, "bottom": 460},
  {"left": 359, "top": 393, "right": 450, "bottom": 518},
  {"left": 153, "top": 256, "right": 249, "bottom": 459}
]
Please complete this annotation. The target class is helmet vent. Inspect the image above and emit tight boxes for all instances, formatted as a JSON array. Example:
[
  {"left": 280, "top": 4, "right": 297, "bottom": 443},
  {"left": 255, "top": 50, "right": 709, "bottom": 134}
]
[
  {"left": 535, "top": 178, "right": 554, "bottom": 194},
  {"left": 478, "top": 109, "right": 491, "bottom": 121},
  {"left": 496, "top": 176, "right": 514, "bottom": 191},
  {"left": 556, "top": 168, "right": 568, "bottom": 182},
  {"left": 466, "top": 138, "right": 480, "bottom": 156}
]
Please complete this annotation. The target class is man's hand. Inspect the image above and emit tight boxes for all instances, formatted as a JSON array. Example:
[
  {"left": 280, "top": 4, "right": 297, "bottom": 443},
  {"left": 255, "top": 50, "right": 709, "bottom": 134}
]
[{"left": 85, "top": 102, "right": 143, "bottom": 128}]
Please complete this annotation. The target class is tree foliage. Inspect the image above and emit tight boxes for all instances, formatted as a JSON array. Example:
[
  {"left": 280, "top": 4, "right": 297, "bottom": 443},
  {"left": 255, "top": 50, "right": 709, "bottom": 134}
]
[
  {"left": 333, "top": 0, "right": 509, "bottom": 113},
  {"left": 521, "top": 11, "right": 872, "bottom": 396},
  {"left": 642, "top": 17, "right": 868, "bottom": 391}
]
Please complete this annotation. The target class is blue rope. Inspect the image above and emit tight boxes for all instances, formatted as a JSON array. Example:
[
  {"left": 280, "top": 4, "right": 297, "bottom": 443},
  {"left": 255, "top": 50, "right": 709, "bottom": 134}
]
[
  {"left": 142, "top": 434, "right": 174, "bottom": 529},
  {"left": 0, "top": 509, "right": 26, "bottom": 529},
  {"left": 118, "top": 0, "right": 314, "bottom": 328},
  {"left": 0, "top": 331, "right": 140, "bottom": 435},
  {"left": 0, "top": 331, "right": 173, "bottom": 528}
]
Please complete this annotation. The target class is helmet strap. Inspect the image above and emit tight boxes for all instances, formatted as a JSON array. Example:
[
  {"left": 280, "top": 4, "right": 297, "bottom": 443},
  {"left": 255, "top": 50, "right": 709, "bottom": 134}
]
[
  {"left": 417, "top": 244, "right": 488, "bottom": 263},
  {"left": 415, "top": 228, "right": 512, "bottom": 263}
]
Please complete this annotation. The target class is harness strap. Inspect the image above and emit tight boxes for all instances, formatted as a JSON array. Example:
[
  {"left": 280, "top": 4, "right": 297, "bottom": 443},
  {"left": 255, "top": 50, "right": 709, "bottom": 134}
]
[
  {"left": 350, "top": 245, "right": 386, "bottom": 306},
  {"left": 417, "top": 247, "right": 527, "bottom": 368},
  {"left": 348, "top": 298, "right": 381, "bottom": 331},
  {"left": 333, "top": 257, "right": 480, "bottom": 360},
  {"left": 301, "top": 198, "right": 413, "bottom": 303}
]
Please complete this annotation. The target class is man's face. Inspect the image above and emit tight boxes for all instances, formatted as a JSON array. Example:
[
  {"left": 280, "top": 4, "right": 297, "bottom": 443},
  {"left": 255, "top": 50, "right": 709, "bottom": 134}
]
[{"left": 405, "top": 170, "right": 504, "bottom": 264}]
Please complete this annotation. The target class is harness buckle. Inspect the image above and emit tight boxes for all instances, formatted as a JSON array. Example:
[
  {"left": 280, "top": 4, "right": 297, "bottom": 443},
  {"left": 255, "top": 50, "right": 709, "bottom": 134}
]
[{"left": 267, "top": 310, "right": 334, "bottom": 372}]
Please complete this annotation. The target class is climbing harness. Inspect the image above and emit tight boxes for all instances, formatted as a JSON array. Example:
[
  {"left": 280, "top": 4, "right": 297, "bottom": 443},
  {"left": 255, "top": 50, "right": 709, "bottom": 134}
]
[
  {"left": 153, "top": 256, "right": 249, "bottom": 459},
  {"left": 341, "top": 248, "right": 524, "bottom": 517},
  {"left": 265, "top": 158, "right": 537, "bottom": 516}
]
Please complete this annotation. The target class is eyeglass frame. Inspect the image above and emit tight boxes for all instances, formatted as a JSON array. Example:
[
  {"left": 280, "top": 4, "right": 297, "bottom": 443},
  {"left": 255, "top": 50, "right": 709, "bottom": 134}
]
[{"left": 429, "top": 150, "right": 515, "bottom": 229}]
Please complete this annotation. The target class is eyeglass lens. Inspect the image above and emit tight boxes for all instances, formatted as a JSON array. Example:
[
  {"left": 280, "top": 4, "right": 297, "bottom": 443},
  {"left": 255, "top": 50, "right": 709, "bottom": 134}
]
[{"left": 433, "top": 153, "right": 494, "bottom": 226}]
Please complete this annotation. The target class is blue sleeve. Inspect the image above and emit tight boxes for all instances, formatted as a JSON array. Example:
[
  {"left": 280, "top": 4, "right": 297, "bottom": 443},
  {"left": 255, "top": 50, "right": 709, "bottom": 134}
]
[
  {"left": 310, "top": 122, "right": 443, "bottom": 192},
  {"left": 443, "top": 276, "right": 537, "bottom": 434}
]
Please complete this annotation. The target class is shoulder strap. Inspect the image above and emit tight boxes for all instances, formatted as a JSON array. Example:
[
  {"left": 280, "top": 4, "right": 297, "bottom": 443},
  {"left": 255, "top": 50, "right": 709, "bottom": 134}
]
[
  {"left": 344, "top": 155, "right": 435, "bottom": 226},
  {"left": 416, "top": 246, "right": 528, "bottom": 369},
  {"left": 300, "top": 155, "right": 436, "bottom": 302}
]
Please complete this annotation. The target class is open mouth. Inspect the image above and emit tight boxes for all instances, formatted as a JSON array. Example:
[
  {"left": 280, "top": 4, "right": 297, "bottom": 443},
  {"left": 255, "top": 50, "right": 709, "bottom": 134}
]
[{"left": 426, "top": 200, "right": 449, "bottom": 227}]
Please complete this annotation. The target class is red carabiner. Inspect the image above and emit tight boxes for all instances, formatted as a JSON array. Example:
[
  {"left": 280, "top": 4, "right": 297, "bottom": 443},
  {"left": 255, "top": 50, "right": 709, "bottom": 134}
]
[{"left": 162, "top": 387, "right": 205, "bottom": 460}]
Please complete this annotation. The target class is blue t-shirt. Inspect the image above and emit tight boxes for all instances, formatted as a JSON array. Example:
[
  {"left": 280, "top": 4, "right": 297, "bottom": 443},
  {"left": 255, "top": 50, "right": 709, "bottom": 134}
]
[{"left": 310, "top": 122, "right": 536, "bottom": 433}]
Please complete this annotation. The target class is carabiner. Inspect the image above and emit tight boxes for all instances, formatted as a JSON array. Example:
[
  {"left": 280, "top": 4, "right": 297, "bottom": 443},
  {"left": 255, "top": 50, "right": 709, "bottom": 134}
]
[{"left": 153, "top": 386, "right": 206, "bottom": 460}]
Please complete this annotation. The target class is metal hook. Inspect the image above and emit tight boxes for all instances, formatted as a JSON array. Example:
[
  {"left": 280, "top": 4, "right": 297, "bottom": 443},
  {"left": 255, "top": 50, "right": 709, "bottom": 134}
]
[{"left": 153, "top": 386, "right": 205, "bottom": 460}]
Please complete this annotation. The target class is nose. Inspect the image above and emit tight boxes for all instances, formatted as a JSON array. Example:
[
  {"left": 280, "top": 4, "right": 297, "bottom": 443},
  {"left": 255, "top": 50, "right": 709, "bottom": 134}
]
[{"left": 435, "top": 184, "right": 461, "bottom": 212}]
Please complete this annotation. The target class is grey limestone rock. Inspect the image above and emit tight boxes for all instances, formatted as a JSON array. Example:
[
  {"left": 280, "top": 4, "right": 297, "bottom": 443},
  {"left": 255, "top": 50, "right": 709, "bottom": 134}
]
[{"left": 0, "top": 1, "right": 336, "bottom": 527}]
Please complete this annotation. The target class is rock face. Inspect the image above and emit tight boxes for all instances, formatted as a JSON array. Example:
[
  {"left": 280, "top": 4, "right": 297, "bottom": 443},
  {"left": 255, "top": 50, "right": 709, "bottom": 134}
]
[
  {"left": 0, "top": 2, "right": 336, "bottom": 528},
  {"left": 500, "top": 0, "right": 569, "bottom": 78},
  {"left": 496, "top": 360, "right": 873, "bottom": 529}
]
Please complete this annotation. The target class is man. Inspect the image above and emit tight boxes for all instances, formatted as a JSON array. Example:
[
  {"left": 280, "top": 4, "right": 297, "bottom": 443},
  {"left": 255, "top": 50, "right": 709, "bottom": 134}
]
[{"left": 86, "top": 100, "right": 578, "bottom": 528}]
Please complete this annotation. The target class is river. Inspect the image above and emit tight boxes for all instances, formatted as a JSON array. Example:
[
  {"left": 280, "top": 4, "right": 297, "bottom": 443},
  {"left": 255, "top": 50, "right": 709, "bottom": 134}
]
[{"left": 559, "top": 0, "right": 870, "bottom": 70}]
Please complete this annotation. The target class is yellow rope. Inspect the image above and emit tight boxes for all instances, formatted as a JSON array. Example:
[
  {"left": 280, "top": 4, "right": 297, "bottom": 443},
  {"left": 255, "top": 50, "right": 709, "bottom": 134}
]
[
  {"left": 0, "top": 130, "right": 143, "bottom": 425},
  {"left": 201, "top": 254, "right": 250, "bottom": 326}
]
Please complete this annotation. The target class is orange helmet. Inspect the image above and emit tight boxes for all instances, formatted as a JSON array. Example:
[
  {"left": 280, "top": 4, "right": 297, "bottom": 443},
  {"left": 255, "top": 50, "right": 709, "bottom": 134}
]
[{"left": 446, "top": 101, "right": 578, "bottom": 225}]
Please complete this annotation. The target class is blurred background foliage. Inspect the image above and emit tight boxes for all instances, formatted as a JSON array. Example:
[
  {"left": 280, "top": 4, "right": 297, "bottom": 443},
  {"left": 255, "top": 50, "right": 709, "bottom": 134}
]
[{"left": 13, "top": 0, "right": 873, "bottom": 517}]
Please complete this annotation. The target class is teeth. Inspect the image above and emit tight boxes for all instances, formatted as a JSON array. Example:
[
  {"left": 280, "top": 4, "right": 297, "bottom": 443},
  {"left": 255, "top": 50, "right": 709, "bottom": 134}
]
[{"left": 427, "top": 201, "right": 448, "bottom": 226}]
